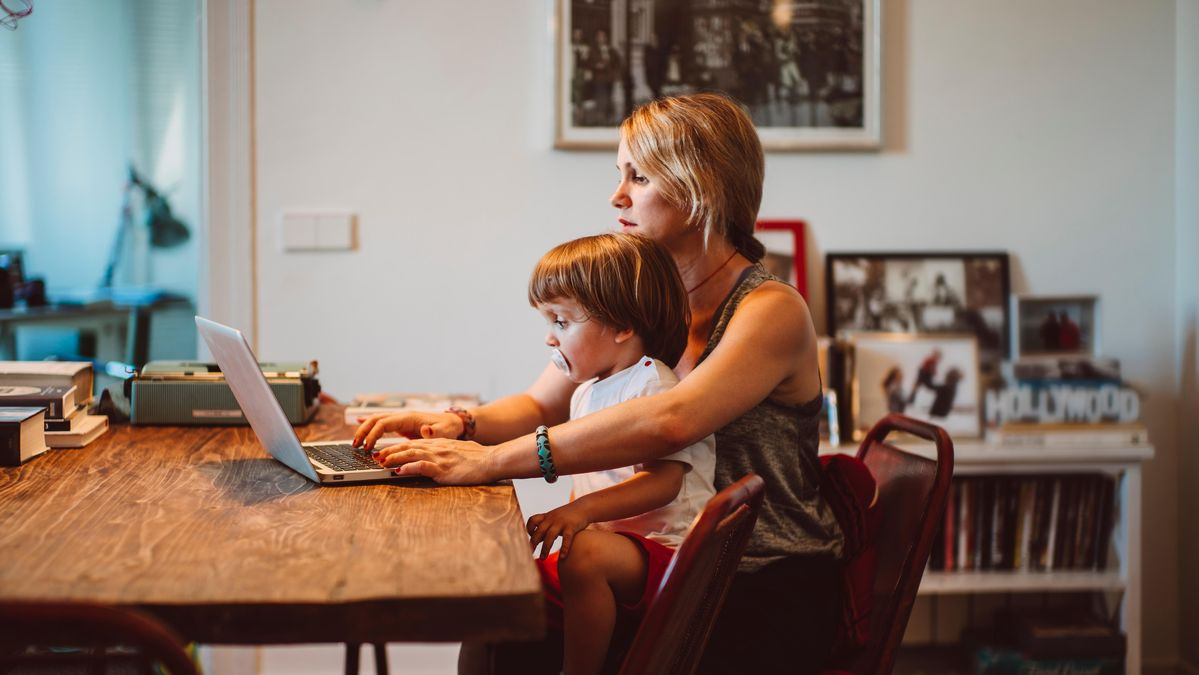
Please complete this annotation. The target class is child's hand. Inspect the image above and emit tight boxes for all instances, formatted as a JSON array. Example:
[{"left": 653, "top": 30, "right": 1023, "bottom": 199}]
[{"left": 526, "top": 503, "right": 591, "bottom": 560}]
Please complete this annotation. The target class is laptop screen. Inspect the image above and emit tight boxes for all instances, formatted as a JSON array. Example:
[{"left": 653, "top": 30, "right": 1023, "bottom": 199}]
[{"left": 195, "top": 316, "right": 320, "bottom": 481}]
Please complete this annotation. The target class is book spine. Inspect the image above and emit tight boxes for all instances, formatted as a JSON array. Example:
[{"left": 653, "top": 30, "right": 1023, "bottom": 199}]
[
  {"left": 1094, "top": 475, "right": 1116, "bottom": 570},
  {"left": 0, "top": 425, "right": 17, "bottom": 467},
  {"left": 979, "top": 478, "right": 994, "bottom": 570},
  {"left": 1045, "top": 478, "right": 1062, "bottom": 571},
  {"left": 44, "top": 417, "right": 73, "bottom": 432},
  {"left": 958, "top": 478, "right": 971, "bottom": 571},
  {"left": 944, "top": 480, "right": 956, "bottom": 571}
]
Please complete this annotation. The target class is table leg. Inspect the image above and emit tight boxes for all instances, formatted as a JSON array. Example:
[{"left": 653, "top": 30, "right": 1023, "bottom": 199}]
[{"left": 373, "top": 643, "right": 389, "bottom": 675}]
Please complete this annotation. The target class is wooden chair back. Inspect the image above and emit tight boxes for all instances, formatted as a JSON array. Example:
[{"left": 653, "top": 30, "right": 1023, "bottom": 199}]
[
  {"left": 843, "top": 414, "right": 954, "bottom": 675},
  {"left": 617, "top": 473, "right": 766, "bottom": 675},
  {"left": 0, "top": 601, "right": 198, "bottom": 674}
]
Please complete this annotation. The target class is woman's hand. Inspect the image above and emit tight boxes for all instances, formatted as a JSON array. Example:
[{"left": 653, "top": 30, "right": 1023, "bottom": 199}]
[
  {"left": 526, "top": 502, "right": 591, "bottom": 560},
  {"left": 373, "top": 437, "right": 496, "bottom": 485},
  {"left": 352, "top": 411, "right": 464, "bottom": 450}
]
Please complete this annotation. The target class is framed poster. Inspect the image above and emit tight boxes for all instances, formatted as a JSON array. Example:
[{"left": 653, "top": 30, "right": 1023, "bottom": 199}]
[
  {"left": 825, "top": 251, "right": 1010, "bottom": 376},
  {"left": 755, "top": 220, "right": 806, "bottom": 298},
  {"left": 850, "top": 332, "right": 982, "bottom": 438},
  {"left": 554, "top": 0, "right": 881, "bottom": 151}
]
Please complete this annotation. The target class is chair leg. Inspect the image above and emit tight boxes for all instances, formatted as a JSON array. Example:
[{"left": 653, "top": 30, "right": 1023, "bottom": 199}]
[
  {"left": 344, "top": 642, "right": 360, "bottom": 675},
  {"left": 372, "top": 642, "right": 389, "bottom": 675}
]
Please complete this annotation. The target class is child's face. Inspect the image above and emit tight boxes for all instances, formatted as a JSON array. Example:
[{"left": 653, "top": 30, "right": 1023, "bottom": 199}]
[{"left": 538, "top": 297, "right": 629, "bottom": 383}]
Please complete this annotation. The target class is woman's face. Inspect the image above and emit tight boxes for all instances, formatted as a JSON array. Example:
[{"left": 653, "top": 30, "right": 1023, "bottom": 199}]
[{"left": 610, "top": 138, "right": 691, "bottom": 248}]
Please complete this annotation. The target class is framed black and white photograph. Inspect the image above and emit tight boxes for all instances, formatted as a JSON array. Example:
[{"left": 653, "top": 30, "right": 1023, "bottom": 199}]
[
  {"left": 851, "top": 332, "right": 982, "bottom": 439},
  {"left": 1012, "top": 295, "right": 1101, "bottom": 358},
  {"left": 825, "top": 252, "right": 1010, "bottom": 375},
  {"left": 554, "top": 0, "right": 881, "bottom": 150}
]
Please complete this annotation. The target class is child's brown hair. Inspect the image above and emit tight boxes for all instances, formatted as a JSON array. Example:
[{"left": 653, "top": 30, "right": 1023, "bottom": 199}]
[{"left": 528, "top": 233, "right": 690, "bottom": 367}]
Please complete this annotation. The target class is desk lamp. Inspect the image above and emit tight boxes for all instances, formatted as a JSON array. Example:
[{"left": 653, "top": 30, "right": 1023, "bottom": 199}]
[{"left": 100, "top": 166, "right": 190, "bottom": 290}]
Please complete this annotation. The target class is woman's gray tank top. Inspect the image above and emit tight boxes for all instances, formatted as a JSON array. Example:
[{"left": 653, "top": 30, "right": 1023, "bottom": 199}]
[{"left": 698, "top": 264, "right": 844, "bottom": 572}]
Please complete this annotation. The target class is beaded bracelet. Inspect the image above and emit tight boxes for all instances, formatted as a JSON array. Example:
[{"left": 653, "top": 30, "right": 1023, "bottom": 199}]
[
  {"left": 445, "top": 406, "right": 476, "bottom": 441},
  {"left": 534, "top": 425, "right": 558, "bottom": 484}
]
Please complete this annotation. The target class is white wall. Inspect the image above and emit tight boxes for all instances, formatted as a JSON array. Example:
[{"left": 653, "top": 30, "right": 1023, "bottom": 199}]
[
  {"left": 1175, "top": 0, "right": 1199, "bottom": 670},
  {"left": 247, "top": 0, "right": 1184, "bottom": 668}
]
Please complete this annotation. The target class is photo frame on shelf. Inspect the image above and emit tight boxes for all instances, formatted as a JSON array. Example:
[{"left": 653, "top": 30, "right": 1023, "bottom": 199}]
[
  {"left": 1012, "top": 295, "right": 1101, "bottom": 358},
  {"left": 553, "top": 0, "right": 881, "bottom": 150},
  {"left": 850, "top": 332, "right": 982, "bottom": 439},
  {"left": 825, "top": 251, "right": 1010, "bottom": 378},
  {"left": 756, "top": 220, "right": 806, "bottom": 298}
]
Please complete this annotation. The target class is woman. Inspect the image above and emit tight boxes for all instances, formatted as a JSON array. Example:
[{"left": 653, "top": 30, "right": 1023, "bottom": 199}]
[{"left": 356, "top": 93, "right": 844, "bottom": 674}]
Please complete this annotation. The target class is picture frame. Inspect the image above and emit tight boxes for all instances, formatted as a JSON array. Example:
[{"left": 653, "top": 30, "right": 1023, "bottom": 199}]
[
  {"left": 1012, "top": 295, "right": 1101, "bottom": 358},
  {"left": 755, "top": 220, "right": 806, "bottom": 298},
  {"left": 554, "top": 0, "right": 881, "bottom": 151},
  {"left": 825, "top": 251, "right": 1010, "bottom": 376},
  {"left": 850, "top": 332, "right": 982, "bottom": 439}
]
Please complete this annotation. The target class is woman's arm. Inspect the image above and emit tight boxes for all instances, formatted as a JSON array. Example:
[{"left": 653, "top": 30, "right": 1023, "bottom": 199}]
[
  {"left": 354, "top": 362, "right": 575, "bottom": 447},
  {"left": 526, "top": 460, "right": 686, "bottom": 559},
  {"left": 377, "top": 283, "right": 820, "bottom": 483},
  {"left": 471, "top": 363, "right": 575, "bottom": 443}
]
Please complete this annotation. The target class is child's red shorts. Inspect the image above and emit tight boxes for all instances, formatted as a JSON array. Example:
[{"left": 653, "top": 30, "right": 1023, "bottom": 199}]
[{"left": 534, "top": 531, "right": 675, "bottom": 630}]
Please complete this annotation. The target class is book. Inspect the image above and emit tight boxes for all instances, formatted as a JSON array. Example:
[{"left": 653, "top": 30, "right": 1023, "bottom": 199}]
[
  {"left": 1093, "top": 476, "right": 1116, "bottom": 570},
  {"left": 343, "top": 392, "right": 482, "bottom": 425},
  {"left": 987, "top": 422, "right": 1148, "bottom": 447},
  {"left": 0, "top": 406, "right": 48, "bottom": 466},
  {"left": 943, "top": 480, "right": 956, "bottom": 571},
  {"left": 44, "top": 403, "right": 87, "bottom": 432},
  {"left": 0, "top": 361, "right": 94, "bottom": 404},
  {"left": 44, "top": 414, "right": 108, "bottom": 449},
  {"left": 0, "top": 384, "right": 76, "bottom": 419},
  {"left": 1044, "top": 478, "right": 1062, "bottom": 571}
]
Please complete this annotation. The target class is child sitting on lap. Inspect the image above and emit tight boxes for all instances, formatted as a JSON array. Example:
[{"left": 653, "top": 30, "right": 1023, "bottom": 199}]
[{"left": 525, "top": 232, "right": 716, "bottom": 675}]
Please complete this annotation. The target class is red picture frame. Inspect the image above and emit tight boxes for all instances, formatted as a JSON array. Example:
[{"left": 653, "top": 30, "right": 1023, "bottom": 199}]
[{"left": 755, "top": 220, "right": 807, "bottom": 299}]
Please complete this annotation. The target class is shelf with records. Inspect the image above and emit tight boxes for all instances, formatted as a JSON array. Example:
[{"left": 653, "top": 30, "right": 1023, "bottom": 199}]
[
  {"left": 926, "top": 474, "right": 1117, "bottom": 581},
  {"left": 820, "top": 439, "right": 1150, "bottom": 674}
]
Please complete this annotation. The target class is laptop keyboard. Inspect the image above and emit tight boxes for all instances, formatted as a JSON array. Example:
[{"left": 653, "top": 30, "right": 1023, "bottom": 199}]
[{"left": 304, "top": 443, "right": 381, "bottom": 472}]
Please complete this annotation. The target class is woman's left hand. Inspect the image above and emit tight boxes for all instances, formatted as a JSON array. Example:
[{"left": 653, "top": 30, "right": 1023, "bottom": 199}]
[{"left": 373, "top": 437, "right": 496, "bottom": 485}]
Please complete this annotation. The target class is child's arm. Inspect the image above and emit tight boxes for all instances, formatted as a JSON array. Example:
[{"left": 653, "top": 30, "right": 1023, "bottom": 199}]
[{"left": 526, "top": 460, "right": 686, "bottom": 560}]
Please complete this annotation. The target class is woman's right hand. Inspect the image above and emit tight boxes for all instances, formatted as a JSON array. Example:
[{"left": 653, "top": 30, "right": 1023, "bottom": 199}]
[{"left": 352, "top": 411, "right": 463, "bottom": 450}]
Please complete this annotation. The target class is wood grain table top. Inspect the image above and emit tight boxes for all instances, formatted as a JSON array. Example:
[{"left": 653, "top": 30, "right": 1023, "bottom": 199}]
[{"left": 0, "top": 405, "right": 544, "bottom": 645}]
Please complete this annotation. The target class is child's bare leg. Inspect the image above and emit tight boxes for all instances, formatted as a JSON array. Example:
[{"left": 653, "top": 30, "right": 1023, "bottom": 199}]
[{"left": 558, "top": 530, "right": 649, "bottom": 675}]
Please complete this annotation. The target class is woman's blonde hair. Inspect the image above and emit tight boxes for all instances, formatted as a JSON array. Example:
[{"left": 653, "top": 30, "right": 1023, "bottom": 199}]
[
  {"left": 620, "top": 92, "right": 766, "bottom": 261},
  {"left": 528, "top": 233, "right": 690, "bottom": 367}
]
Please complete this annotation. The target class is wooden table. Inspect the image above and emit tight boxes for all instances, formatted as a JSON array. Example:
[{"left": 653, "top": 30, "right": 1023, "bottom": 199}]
[{"left": 0, "top": 405, "right": 544, "bottom": 646}]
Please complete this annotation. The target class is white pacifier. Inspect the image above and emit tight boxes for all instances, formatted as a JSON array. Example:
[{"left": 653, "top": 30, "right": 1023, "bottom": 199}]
[{"left": 550, "top": 348, "right": 569, "bottom": 374}]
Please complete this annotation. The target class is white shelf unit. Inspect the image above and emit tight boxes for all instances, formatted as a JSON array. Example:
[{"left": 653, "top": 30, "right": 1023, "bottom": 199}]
[{"left": 822, "top": 441, "right": 1154, "bottom": 675}]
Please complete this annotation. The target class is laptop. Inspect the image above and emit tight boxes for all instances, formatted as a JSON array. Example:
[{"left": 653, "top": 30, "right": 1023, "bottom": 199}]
[{"left": 196, "top": 316, "right": 406, "bottom": 484}]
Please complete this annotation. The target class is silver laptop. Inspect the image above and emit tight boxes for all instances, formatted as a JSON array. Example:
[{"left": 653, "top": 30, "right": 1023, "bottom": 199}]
[{"left": 196, "top": 316, "right": 405, "bottom": 484}]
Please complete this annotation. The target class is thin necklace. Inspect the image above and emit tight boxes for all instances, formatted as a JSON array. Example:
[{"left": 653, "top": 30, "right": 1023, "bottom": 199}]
[{"left": 686, "top": 251, "right": 737, "bottom": 294}]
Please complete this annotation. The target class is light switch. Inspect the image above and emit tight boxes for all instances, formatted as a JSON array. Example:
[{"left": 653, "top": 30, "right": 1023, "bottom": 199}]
[
  {"left": 315, "top": 212, "right": 355, "bottom": 250},
  {"left": 280, "top": 213, "right": 316, "bottom": 250}
]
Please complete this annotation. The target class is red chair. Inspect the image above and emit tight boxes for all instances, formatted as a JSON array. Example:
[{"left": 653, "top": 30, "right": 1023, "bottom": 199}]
[
  {"left": 617, "top": 473, "right": 766, "bottom": 675},
  {"left": 0, "top": 601, "right": 199, "bottom": 674},
  {"left": 829, "top": 414, "right": 955, "bottom": 675}
]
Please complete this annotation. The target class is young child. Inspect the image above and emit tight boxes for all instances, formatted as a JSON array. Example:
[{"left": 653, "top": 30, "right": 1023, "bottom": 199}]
[{"left": 525, "top": 232, "right": 716, "bottom": 675}]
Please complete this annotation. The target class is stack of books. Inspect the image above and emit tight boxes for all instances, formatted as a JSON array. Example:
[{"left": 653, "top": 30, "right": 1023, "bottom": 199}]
[
  {"left": 0, "top": 361, "right": 109, "bottom": 453},
  {"left": 967, "top": 607, "right": 1125, "bottom": 674},
  {"left": 344, "top": 392, "right": 482, "bottom": 426}
]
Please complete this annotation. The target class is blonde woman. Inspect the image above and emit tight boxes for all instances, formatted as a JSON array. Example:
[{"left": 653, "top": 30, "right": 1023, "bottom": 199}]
[{"left": 357, "top": 93, "right": 844, "bottom": 674}]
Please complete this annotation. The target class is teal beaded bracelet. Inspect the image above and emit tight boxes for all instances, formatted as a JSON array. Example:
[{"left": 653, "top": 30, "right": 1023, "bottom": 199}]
[{"left": 535, "top": 425, "right": 558, "bottom": 484}]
